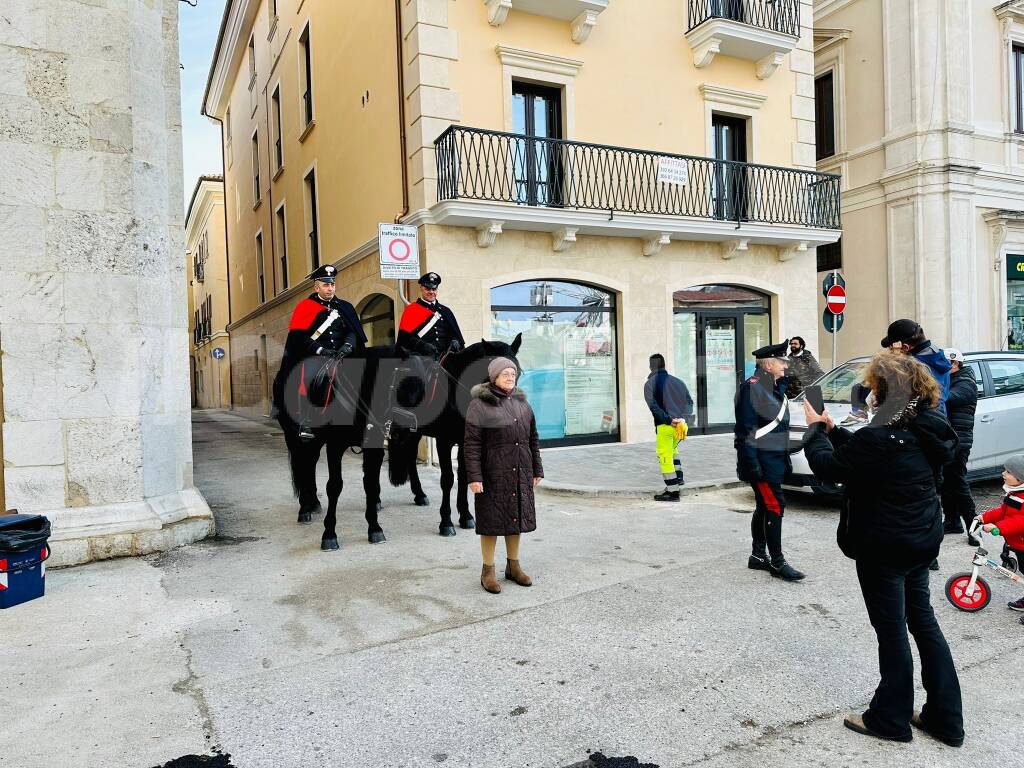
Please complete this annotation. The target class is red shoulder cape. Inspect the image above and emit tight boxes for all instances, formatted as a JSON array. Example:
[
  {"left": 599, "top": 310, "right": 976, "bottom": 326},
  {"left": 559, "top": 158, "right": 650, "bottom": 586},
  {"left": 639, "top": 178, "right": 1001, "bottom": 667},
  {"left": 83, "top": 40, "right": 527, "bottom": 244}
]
[
  {"left": 399, "top": 301, "right": 435, "bottom": 333},
  {"left": 289, "top": 298, "right": 326, "bottom": 331}
]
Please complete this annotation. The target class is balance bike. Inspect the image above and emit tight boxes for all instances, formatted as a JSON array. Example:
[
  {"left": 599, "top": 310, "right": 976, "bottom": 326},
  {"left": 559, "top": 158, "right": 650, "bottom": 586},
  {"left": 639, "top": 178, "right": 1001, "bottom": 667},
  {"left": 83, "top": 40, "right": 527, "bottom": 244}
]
[{"left": 945, "top": 520, "right": 1022, "bottom": 612}]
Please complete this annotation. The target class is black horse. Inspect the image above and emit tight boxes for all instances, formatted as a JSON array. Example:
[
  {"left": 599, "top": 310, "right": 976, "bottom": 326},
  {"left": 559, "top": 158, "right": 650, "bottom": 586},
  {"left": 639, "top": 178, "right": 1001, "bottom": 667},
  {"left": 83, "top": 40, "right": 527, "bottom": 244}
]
[
  {"left": 387, "top": 334, "right": 523, "bottom": 537},
  {"left": 276, "top": 344, "right": 430, "bottom": 550}
]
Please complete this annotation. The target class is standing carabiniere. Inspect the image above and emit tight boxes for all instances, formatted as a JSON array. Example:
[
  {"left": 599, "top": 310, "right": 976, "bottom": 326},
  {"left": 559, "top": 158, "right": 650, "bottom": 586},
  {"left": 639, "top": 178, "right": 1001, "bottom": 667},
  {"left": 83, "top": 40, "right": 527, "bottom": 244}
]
[{"left": 734, "top": 340, "right": 805, "bottom": 581}]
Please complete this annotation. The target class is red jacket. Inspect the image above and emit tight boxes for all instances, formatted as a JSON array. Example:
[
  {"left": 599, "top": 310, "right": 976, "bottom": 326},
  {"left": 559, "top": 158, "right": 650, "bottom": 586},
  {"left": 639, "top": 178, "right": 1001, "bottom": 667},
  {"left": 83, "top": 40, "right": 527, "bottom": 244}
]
[{"left": 980, "top": 491, "right": 1024, "bottom": 551}]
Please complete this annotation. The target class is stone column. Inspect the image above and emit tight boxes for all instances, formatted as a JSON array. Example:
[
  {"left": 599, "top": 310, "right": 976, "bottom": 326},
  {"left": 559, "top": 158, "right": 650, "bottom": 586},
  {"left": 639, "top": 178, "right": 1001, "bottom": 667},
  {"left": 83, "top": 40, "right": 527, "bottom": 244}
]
[{"left": 0, "top": 0, "right": 213, "bottom": 565}]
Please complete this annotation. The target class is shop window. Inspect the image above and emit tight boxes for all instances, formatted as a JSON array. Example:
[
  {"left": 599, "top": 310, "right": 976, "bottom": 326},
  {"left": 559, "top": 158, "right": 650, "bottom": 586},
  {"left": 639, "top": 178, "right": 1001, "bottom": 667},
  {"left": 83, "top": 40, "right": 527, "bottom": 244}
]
[
  {"left": 490, "top": 280, "right": 618, "bottom": 445},
  {"left": 1009, "top": 254, "right": 1024, "bottom": 350}
]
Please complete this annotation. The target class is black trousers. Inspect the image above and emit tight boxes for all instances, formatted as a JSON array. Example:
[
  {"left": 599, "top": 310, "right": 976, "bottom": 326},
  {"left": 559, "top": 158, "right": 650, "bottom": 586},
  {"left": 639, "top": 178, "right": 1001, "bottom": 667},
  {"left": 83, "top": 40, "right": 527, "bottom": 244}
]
[
  {"left": 940, "top": 447, "right": 975, "bottom": 527},
  {"left": 750, "top": 481, "right": 786, "bottom": 563},
  {"left": 855, "top": 559, "right": 963, "bottom": 741}
]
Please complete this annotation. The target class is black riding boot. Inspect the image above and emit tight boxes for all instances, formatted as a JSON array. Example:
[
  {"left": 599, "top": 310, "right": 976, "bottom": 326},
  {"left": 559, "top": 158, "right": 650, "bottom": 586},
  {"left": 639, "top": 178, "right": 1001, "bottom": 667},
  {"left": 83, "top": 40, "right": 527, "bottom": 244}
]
[{"left": 766, "top": 516, "right": 804, "bottom": 581}]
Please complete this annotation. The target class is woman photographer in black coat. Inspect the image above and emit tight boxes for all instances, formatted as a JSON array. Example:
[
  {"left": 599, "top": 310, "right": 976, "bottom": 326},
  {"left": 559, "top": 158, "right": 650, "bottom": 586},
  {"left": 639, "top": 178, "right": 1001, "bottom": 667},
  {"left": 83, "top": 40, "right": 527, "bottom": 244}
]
[{"left": 803, "top": 352, "right": 964, "bottom": 747}]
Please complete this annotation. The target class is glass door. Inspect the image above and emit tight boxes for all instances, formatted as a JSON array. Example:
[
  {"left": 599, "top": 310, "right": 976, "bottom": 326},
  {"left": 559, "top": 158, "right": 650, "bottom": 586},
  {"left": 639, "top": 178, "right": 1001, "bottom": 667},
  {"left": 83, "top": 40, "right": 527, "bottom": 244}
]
[
  {"left": 702, "top": 316, "right": 739, "bottom": 427},
  {"left": 712, "top": 113, "right": 748, "bottom": 221},
  {"left": 512, "top": 82, "right": 563, "bottom": 207}
]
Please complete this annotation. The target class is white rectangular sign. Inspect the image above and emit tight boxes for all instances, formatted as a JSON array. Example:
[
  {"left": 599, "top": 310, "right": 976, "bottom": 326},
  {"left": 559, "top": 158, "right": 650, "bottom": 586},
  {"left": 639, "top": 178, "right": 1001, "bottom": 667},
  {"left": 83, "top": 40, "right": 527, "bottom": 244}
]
[
  {"left": 378, "top": 223, "right": 420, "bottom": 279},
  {"left": 657, "top": 157, "right": 689, "bottom": 187}
]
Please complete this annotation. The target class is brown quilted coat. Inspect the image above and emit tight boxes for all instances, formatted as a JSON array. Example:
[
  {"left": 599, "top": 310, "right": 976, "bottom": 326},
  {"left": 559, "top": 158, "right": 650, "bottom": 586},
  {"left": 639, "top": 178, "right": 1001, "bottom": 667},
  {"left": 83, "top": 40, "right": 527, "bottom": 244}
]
[{"left": 463, "top": 383, "right": 544, "bottom": 536}]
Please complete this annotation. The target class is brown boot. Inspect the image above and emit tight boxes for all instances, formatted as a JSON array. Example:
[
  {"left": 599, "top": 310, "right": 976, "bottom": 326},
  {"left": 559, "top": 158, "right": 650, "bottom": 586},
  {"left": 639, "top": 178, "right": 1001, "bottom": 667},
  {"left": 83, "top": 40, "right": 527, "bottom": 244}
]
[
  {"left": 480, "top": 564, "right": 501, "bottom": 594},
  {"left": 504, "top": 559, "right": 533, "bottom": 587}
]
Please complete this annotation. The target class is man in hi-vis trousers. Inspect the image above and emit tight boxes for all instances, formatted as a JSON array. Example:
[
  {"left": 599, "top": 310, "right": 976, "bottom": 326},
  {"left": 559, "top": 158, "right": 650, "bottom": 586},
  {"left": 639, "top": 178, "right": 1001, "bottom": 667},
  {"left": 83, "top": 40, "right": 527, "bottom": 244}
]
[
  {"left": 644, "top": 354, "right": 693, "bottom": 503},
  {"left": 734, "top": 341, "right": 805, "bottom": 582}
]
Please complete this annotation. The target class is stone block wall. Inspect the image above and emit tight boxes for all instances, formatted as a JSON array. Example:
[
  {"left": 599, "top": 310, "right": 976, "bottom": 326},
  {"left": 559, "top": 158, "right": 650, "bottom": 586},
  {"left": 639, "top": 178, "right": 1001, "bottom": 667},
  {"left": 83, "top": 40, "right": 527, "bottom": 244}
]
[{"left": 0, "top": 0, "right": 213, "bottom": 565}]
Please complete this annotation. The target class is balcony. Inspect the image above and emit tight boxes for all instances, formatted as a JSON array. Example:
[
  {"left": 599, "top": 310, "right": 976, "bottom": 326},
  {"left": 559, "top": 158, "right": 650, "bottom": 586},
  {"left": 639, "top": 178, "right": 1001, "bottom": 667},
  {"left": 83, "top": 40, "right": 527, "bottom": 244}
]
[
  {"left": 485, "top": 0, "right": 608, "bottom": 43},
  {"left": 429, "top": 126, "right": 840, "bottom": 258},
  {"left": 685, "top": 0, "right": 800, "bottom": 78}
]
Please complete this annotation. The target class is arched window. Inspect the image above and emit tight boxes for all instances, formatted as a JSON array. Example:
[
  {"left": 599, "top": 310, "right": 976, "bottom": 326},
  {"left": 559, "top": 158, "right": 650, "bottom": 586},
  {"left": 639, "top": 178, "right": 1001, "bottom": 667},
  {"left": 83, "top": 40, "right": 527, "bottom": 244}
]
[
  {"left": 491, "top": 280, "right": 618, "bottom": 446},
  {"left": 358, "top": 294, "right": 395, "bottom": 347}
]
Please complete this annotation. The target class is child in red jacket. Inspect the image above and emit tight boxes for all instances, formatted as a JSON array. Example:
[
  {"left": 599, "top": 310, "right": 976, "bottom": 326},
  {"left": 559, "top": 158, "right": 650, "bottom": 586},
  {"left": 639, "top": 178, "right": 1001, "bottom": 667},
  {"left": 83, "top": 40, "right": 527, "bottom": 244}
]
[{"left": 976, "top": 454, "right": 1024, "bottom": 620}]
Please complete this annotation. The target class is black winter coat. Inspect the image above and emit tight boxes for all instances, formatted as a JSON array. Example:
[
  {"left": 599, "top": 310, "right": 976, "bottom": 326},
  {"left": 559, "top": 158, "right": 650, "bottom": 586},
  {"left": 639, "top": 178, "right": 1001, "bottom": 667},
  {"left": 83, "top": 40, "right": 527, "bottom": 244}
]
[
  {"left": 945, "top": 367, "right": 978, "bottom": 449},
  {"left": 734, "top": 370, "right": 791, "bottom": 483},
  {"left": 464, "top": 384, "right": 544, "bottom": 536},
  {"left": 803, "top": 407, "right": 958, "bottom": 566}
]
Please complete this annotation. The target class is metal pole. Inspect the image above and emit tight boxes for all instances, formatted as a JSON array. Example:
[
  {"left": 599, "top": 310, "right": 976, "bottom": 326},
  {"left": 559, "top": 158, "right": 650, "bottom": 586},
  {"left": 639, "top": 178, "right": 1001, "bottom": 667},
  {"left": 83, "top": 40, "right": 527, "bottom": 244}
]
[{"left": 832, "top": 268, "right": 838, "bottom": 368}]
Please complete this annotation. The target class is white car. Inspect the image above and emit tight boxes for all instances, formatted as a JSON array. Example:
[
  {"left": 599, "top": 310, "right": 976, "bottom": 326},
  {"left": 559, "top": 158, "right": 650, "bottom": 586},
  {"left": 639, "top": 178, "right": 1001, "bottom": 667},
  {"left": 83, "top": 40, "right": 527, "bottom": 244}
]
[{"left": 784, "top": 351, "right": 1024, "bottom": 497}]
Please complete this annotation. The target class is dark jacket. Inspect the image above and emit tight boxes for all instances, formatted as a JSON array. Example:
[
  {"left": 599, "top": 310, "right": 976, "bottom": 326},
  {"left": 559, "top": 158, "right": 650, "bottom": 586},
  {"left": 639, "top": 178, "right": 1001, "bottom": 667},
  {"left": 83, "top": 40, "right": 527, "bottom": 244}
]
[
  {"left": 945, "top": 366, "right": 978, "bottom": 449},
  {"left": 910, "top": 340, "right": 951, "bottom": 416},
  {"left": 464, "top": 384, "right": 544, "bottom": 537},
  {"left": 397, "top": 299, "right": 465, "bottom": 358},
  {"left": 785, "top": 350, "right": 825, "bottom": 398},
  {"left": 803, "top": 406, "right": 958, "bottom": 566},
  {"left": 734, "top": 369, "right": 791, "bottom": 483},
  {"left": 644, "top": 369, "right": 694, "bottom": 427}
]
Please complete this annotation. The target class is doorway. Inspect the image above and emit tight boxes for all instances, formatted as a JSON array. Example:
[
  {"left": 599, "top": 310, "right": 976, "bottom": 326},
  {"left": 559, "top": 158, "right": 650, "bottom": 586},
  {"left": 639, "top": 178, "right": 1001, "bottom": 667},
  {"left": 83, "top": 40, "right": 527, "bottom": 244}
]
[
  {"left": 512, "top": 81, "right": 563, "bottom": 207},
  {"left": 711, "top": 113, "right": 748, "bottom": 221},
  {"left": 672, "top": 285, "right": 771, "bottom": 433}
]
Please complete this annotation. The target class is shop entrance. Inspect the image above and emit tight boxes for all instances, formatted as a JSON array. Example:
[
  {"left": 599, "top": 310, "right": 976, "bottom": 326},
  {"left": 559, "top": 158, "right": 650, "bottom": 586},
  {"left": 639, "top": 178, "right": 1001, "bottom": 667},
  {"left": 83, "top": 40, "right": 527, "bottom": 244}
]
[{"left": 672, "top": 285, "right": 771, "bottom": 434}]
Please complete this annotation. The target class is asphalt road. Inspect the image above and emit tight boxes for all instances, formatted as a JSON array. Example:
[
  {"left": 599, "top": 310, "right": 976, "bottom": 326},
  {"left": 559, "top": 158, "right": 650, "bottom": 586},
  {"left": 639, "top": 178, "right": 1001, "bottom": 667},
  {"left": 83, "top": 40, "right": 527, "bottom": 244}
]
[{"left": 2, "top": 411, "right": 1021, "bottom": 768}]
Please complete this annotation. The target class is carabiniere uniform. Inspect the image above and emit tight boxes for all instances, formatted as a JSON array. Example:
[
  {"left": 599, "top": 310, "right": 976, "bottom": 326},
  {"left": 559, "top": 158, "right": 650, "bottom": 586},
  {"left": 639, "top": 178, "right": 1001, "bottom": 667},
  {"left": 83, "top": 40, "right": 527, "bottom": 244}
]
[
  {"left": 271, "top": 265, "right": 367, "bottom": 419},
  {"left": 397, "top": 272, "right": 466, "bottom": 359},
  {"left": 734, "top": 340, "right": 805, "bottom": 582}
]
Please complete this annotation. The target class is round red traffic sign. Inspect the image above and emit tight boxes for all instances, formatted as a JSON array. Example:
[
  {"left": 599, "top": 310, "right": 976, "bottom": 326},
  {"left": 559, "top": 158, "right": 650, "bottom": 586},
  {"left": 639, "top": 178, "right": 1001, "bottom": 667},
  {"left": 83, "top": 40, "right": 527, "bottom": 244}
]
[
  {"left": 388, "top": 238, "right": 411, "bottom": 261},
  {"left": 826, "top": 285, "right": 847, "bottom": 315}
]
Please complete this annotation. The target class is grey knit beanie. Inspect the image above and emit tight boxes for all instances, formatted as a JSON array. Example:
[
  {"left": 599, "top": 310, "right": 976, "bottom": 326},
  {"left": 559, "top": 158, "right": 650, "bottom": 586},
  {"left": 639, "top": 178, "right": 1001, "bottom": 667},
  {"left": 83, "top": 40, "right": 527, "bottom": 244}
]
[
  {"left": 1005, "top": 454, "right": 1024, "bottom": 482},
  {"left": 487, "top": 357, "right": 517, "bottom": 384}
]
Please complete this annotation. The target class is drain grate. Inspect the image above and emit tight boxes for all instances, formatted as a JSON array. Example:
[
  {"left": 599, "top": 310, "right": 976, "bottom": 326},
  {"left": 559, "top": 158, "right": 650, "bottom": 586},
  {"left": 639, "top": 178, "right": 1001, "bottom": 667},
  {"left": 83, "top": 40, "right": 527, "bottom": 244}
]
[{"left": 152, "top": 754, "right": 235, "bottom": 768}]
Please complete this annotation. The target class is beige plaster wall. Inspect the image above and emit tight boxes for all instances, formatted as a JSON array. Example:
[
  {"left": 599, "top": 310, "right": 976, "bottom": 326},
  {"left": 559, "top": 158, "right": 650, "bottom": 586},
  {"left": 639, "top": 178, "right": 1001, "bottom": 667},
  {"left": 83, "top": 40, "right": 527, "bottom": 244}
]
[{"left": 421, "top": 224, "right": 819, "bottom": 443}]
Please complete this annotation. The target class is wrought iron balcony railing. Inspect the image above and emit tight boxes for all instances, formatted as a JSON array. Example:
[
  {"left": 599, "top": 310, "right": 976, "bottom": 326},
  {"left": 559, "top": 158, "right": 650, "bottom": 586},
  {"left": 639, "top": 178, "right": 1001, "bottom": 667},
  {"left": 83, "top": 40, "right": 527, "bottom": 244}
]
[
  {"left": 687, "top": 0, "right": 800, "bottom": 37},
  {"left": 435, "top": 126, "right": 841, "bottom": 230}
]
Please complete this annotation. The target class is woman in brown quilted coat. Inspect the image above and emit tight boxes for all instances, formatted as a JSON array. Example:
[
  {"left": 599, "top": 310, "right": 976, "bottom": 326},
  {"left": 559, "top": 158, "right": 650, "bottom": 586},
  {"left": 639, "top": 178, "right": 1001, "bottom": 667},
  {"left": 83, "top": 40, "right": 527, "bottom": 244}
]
[{"left": 464, "top": 357, "right": 543, "bottom": 594}]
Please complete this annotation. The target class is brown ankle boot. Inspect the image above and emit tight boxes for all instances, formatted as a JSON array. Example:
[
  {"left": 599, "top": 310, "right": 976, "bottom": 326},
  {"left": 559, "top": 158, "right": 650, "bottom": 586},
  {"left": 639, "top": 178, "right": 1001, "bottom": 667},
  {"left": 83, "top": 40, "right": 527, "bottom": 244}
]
[
  {"left": 504, "top": 559, "right": 533, "bottom": 587},
  {"left": 480, "top": 564, "right": 501, "bottom": 594}
]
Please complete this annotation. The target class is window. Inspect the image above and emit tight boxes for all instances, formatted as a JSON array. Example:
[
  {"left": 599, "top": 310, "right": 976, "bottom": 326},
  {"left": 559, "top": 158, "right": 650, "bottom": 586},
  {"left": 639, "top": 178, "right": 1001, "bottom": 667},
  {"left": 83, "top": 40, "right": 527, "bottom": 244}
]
[
  {"left": 511, "top": 82, "right": 563, "bottom": 206},
  {"left": 965, "top": 362, "right": 986, "bottom": 398},
  {"left": 269, "top": 0, "right": 279, "bottom": 39},
  {"left": 1015, "top": 45, "right": 1024, "bottom": 134},
  {"left": 275, "top": 203, "right": 288, "bottom": 291},
  {"left": 817, "top": 238, "right": 842, "bottom": 272},
  {"left": 988, "top": 359, "right": 1024, "bottom": 396},
  {"left": 1009, "top": 254, "right": 1024, "bottom": 350},
  {"left": 299, "top": 23, "right": 314, "bottom": 128},
  {"left": 491, "top": 280, "right": 618, "bottom": 445},
  {"left": 224, "top": 108, "right": 233, "bottom": 166},
  {"left": 251, "top": 129, "right": 261, "bottom": 206},
  {"left": 255, "top": 231, "right": 266, "bottom": 303},
  {"left": 815, "top": 71, "right": 836, "bottom": 159},
  {"left": 359, "top": 294, "right": 396, "bottom": 347},
  {"left": 304, "top": 168, "right": 320, "bottom": 269},
  {"left": 271, "top": 85, "right": 284, "bottom": 172},
  {"left": 247, "top": 34, "right": 256, "bottom": 88}
]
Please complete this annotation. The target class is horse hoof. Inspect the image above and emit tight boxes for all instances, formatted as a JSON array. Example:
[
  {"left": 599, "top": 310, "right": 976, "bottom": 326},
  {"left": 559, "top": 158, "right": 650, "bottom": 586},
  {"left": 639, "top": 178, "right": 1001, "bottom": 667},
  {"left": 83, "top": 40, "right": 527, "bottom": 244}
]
[
  {"left": 414, "top": 494, "right": 430, "bottom": 507},
  {"left": 297, "top": 512, "right": 313, "bottom": 524},
  {"left": 439, "top": 525, "right": 457, "bottom": 537},
  {"left": 368, "top": 531, "right": 387, "bottom": 544},
  {"left": 321, "top": 537, "right": 340, "bottom": 551},
  {"left": 375, "top": 501, "right": 383, "bottom": 512},
  {"left": 459, "top": 517, "right": 475, "bottom": 530}
]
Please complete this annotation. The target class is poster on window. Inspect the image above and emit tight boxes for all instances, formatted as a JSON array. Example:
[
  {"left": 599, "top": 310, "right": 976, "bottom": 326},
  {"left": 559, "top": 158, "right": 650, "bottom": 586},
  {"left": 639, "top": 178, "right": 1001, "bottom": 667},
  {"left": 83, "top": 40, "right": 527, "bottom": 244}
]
[{"left": 563, "top": 329, "right": 616, "bottom": 436}]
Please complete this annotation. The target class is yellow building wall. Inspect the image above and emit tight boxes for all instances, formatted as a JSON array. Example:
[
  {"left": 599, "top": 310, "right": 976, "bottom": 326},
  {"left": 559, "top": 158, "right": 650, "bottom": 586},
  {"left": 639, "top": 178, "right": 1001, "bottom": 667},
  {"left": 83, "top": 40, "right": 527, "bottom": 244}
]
[{"left": 447, "top": 1, "right": 802, "bottom": 165}]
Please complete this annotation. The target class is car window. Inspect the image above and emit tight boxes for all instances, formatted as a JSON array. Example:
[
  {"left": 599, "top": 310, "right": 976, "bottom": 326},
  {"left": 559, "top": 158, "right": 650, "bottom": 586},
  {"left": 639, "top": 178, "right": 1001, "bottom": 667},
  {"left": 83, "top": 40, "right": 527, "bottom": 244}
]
[
  {"left": 807, "top": 362, "right": 866, "bottom": 403},
  {"left": 965, "top": 361, "right": 986, "bottom": 397},
  {"left": 987, "top": 359, "right": 1024, "bottom": 396}
]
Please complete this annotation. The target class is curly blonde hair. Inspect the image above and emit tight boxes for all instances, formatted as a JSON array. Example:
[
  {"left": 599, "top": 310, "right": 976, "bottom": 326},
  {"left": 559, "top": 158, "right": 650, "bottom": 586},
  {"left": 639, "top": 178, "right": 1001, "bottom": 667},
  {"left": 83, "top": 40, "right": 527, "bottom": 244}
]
[{"left": 861, "top": 351, "right": 942, "bottom": 413}]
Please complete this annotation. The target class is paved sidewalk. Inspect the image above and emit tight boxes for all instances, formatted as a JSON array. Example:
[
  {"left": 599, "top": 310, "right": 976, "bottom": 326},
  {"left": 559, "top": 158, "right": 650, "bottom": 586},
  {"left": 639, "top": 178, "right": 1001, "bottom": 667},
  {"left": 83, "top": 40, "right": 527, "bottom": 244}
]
[{"left": 540, "top": 433, "right": 739, "bottom": 497}]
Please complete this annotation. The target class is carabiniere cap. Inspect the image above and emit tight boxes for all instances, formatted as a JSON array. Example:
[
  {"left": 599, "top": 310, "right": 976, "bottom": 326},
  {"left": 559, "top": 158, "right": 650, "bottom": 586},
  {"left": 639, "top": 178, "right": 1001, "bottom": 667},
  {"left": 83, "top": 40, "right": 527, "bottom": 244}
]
[
  {"left": 308, "top": 264, "right": 337, "bottom": 283},
  {"left": 418, "top": 272, "right": 441, "bottom": 289},
  {"left": 752, "top": 340, "right": 790, "bottom": 360}
]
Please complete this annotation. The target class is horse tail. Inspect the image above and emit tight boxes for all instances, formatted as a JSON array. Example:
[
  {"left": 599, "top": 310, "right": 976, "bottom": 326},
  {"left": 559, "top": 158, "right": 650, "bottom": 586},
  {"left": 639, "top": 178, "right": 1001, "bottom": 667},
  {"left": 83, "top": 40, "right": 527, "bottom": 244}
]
[{"left": 387, "top": 428, "right": 417, "bottom": 487}]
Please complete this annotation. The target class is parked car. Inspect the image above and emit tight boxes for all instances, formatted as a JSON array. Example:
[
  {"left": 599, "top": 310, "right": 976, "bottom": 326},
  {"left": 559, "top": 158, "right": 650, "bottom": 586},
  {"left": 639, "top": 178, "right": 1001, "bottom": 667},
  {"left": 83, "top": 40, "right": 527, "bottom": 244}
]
[{"left": 784, "top": 351, "right": 1024, "bottom": 497}]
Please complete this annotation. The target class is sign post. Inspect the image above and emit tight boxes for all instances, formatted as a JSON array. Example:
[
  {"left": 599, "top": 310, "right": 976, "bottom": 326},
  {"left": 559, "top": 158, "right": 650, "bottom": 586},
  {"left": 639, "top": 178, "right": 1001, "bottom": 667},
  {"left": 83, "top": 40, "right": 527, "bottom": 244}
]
[
  {"left": 212, "top": 347, "right": 225, "bottom": 409},
  {"left": 822, "top": 271, "right": 847, "bottom": 368}
]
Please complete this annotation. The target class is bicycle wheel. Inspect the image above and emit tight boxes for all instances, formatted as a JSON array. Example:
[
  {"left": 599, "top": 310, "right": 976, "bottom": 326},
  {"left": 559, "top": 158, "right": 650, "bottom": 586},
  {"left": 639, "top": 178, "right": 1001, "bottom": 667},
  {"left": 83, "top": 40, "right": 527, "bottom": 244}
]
[{"left": 945, "top": 572, "right": 991, "bottom": 612}]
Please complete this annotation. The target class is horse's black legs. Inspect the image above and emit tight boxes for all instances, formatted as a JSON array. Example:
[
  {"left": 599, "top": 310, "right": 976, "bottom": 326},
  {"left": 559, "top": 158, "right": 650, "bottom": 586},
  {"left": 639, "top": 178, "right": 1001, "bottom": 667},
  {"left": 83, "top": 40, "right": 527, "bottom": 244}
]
[
  {"left": 409, "top": 439, "right": 429, "bottom": 506},
  {"left": 363, "top": 448, "right": 386, "bottom": 543},
  {"left": 456, "top": 443, "right": 474, "bottom": 529},
  {"left": 290, "top": 428, "right": 322, "bottom": 525},
  {"left": 321, "top": 440, "right": 343, "bottom": 551},
  {"left": 437, "top": 439, "right": 456, "bottom": 537}
]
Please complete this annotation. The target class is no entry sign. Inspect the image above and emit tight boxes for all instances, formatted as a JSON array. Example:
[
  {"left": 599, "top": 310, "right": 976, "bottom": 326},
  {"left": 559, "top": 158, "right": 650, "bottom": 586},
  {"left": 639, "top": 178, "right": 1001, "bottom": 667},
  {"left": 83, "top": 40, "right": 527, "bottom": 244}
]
[
  {"left": 378, "top": 223, "right": 420, "bottom": 279},
  {"left": 826, "top": 285, "right": 847, "bottom": 315}
]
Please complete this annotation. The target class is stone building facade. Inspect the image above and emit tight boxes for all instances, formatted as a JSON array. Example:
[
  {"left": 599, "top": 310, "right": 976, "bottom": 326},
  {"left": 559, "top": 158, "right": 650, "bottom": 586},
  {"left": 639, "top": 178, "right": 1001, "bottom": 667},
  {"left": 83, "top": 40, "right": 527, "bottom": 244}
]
[
  {"left": 0, "top": 0, "right": 212, "bottom": 564},
  {"left": 206, "top": 0, "right": 841, "bottom": 441}
]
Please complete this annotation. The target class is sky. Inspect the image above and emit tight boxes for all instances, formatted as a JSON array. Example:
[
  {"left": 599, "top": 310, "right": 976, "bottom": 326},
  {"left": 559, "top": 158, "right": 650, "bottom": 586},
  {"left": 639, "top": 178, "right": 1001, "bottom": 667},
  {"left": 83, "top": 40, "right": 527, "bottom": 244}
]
[{"left": 178, "top": 0, "right": 228, "bottom": 213}]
